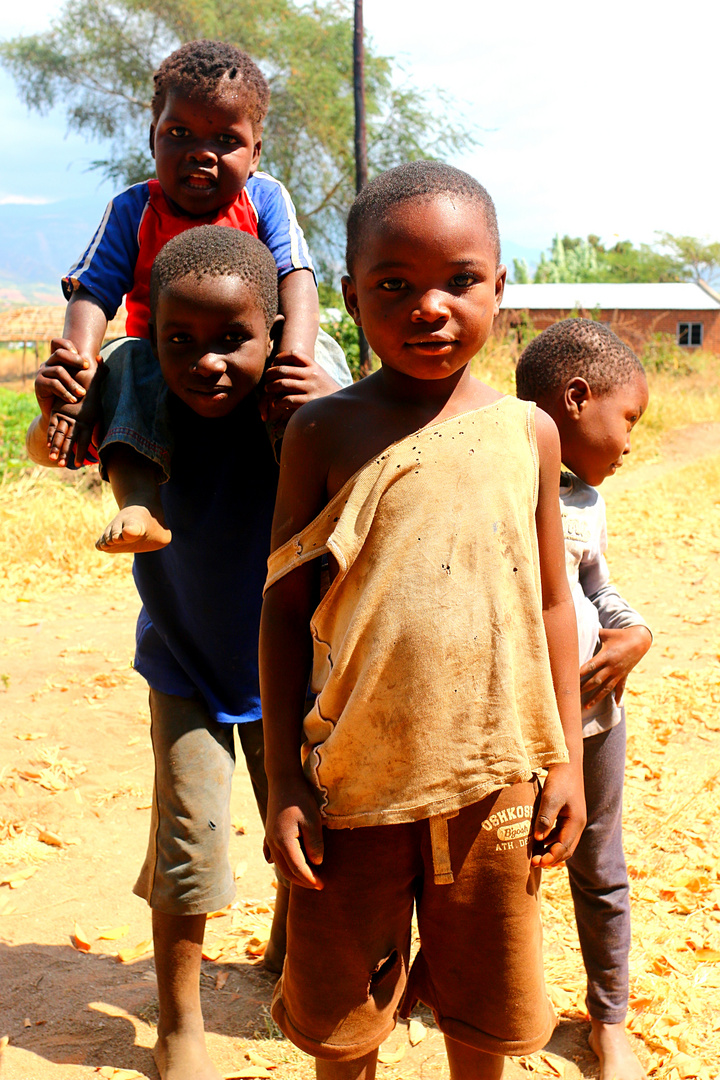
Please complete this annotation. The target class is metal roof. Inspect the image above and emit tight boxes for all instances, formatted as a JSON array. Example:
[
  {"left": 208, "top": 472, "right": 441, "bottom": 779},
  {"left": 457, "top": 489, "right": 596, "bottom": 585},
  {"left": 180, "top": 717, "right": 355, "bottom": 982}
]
[{"left": 501, "top": 282, "right": 720, "bottom": 312}]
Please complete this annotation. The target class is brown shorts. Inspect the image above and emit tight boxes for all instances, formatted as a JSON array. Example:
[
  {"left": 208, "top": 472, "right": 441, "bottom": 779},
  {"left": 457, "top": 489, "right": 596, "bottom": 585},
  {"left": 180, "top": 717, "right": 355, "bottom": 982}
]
[{"left": 272, "top": 781, "right": 555, "bottom": 1060}]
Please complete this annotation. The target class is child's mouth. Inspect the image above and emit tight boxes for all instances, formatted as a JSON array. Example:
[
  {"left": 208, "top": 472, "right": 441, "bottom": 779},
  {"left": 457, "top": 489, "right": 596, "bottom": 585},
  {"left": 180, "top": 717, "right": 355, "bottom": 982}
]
[
  {"left": 406, "top": 339, "right": 455, "bottom": 354},
  {"left": 184, "top": 173, "right": 215, "bottom": 190}
]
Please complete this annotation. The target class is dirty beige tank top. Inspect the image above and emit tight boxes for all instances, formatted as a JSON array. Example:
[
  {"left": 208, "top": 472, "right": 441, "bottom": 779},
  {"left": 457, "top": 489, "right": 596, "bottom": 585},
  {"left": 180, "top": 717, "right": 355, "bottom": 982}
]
[{"left": 265, "top": 396, "right": 568, "bottom": 829}]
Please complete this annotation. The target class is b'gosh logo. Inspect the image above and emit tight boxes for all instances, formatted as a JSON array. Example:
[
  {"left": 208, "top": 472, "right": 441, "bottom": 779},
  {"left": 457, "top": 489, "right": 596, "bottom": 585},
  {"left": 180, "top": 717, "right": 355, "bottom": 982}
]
[{"left": 482, "top": 803, "right": 533, "bottom": 850}]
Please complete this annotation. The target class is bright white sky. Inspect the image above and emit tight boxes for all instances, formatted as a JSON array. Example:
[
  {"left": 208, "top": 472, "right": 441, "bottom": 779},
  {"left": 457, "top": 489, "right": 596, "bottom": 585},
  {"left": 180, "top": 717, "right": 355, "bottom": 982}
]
[{"left": 2, "top": 0, "right": 719, "bottom": 266}]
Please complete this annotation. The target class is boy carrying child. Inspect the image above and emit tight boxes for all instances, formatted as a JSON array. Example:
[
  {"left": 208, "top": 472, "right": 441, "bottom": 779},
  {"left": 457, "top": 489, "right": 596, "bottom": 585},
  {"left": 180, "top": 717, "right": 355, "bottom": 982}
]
[
  {"left": 259, "top": 161, "right": 587, "bottom": 1080},
  {"left": 43, "top": 38, "right": 348, "bottom": 552},
  {"left": 517, "top": 319, "right": 651, "bottom": 1080},
  {"left": 29, "top": 226, "right": 345, "bottom": 1080}
]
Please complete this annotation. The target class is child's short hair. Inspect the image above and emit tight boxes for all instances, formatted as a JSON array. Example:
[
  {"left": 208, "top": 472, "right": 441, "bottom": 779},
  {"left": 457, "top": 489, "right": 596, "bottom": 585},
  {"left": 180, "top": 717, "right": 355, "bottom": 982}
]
[
  {"left": 152, "top": 40, "right": 270, "bottom": 131},
  {"left": 515, "top": 318, "right": 645, "bottom": 401},
  {"left": 150, "top": 225, "right": 278, "bottom": 329},
  {"left": 345, "top": 160, "right": 501, "bottom": 273}
]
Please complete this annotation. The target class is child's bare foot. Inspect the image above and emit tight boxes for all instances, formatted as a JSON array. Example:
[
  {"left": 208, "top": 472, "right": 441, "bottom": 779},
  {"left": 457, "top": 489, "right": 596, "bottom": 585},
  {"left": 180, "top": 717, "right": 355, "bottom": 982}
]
[
  {"left": 154, "top": 1022, "right": 221, "bottom": 1080},
  {"left": 589, "top": 1018, "right": 646, "bottom": 1080},
  {"left": 96, "top": 506, "right": 172, "bottom": 553}
]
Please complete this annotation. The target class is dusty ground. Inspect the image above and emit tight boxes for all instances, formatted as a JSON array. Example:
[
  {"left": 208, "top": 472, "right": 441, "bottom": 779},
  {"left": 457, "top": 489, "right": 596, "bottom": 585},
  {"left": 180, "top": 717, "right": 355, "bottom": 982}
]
[{"left": 1, "top": 423, "right": 720, "bottom": 1080}]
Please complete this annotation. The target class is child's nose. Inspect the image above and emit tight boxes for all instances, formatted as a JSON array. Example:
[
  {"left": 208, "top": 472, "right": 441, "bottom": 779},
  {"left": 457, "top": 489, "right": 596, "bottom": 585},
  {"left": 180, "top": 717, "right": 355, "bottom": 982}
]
[
  {"left": 188, "top": 142, "right": 218, "bottom": 164},
  {"left": 194, "top": 353, "right": 226, "bottom": 375},
  {"left": 411, "top": 290, "right": 450, "bottom": 322}
]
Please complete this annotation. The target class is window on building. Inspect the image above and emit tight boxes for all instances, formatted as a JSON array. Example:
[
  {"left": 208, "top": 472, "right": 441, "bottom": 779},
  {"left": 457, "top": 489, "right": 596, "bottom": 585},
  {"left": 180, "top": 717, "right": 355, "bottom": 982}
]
[{"left": 678, "top": 322, "right": 703, "bottom": 347}]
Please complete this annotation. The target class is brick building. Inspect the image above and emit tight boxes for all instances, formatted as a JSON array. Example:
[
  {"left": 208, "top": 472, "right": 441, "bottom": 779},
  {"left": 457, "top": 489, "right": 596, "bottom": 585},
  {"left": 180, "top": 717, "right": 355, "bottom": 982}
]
[{"left": 498, "top": 282, "right": 720, "bottom": 354}]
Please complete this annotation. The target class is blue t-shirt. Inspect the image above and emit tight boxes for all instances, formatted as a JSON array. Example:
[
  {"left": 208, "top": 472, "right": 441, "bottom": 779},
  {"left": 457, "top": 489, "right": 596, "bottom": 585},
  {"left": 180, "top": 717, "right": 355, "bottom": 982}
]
[{"left": 133, "top": 395, "right": 278, "bottom": 724}]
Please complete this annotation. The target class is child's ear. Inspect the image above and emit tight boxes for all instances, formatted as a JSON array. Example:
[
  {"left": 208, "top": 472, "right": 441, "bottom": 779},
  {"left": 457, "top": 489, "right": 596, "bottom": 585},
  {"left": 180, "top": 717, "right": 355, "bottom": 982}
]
[
  {"left": 493, "top": 264, "right": 508, "bottom": 317},
  {"left": 149, "top": 124, "right": 156, "bottom": 160},
  {"left": 250, "top": 135, "right": 262, "bottom": 176},
  {"left": 341, "top": 276, "right": 362, "bottom": 327},
  {"left": 564, "top": 377, "right": 591, "bottom": 419},
  {"left": 267, "top": 314, "right": 284, "bottom": 357}
]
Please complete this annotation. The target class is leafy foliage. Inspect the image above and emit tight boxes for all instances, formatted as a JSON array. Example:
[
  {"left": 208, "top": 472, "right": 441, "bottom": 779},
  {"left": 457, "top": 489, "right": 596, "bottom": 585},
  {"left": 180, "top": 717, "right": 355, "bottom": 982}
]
[
  {"left": 513, "top": 233, "right": 689, "bottom": 285},
  {"left": 0, "top": 388, "right": 37, "bottom": 478},
  {"left": 0, "top": 0, "right": 476, "bottom": 274}
]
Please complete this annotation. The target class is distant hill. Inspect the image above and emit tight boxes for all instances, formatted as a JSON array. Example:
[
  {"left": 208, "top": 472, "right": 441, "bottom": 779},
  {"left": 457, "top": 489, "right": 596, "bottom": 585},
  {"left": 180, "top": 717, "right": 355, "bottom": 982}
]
[{"left": 0, "top": 194, "right": 112, "bottom": 303}]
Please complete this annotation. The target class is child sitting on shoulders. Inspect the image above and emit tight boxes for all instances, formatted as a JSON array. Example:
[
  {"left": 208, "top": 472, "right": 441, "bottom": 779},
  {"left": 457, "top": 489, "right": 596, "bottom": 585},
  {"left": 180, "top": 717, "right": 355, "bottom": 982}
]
[
  {"left": 41, "top": 38, "right": 349, "bottom": 553},
  {"left": 259, "top": 161, "right": 586, "bottom": 1080},
  {"left": 516, "top": 318, "right": 652, "bottom": 1080},
  {"left": 29, "top": 225, "right": 345, "bottom": 1080}
]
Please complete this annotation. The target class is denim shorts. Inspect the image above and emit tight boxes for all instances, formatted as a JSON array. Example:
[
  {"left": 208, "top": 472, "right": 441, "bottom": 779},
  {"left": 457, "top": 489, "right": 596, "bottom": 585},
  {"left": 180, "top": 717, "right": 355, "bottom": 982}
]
[{"left": 97, "top": 328, "right": 352, "bottom": 482}]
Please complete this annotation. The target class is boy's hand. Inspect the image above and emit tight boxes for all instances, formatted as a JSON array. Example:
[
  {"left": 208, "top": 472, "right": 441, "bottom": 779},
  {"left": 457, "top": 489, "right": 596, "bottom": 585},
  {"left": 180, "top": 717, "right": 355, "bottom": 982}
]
[
  {"left": 259, "top": 349, "right": 341, "bottom": 423},
  {"left": 37, "top": 339, "right": 101, "bottom": 466},
  {"left": 265, "top": 774, "right": 325, "bottom": 890},
  {"left": 532, "top": 762, "right": 586, "bottom": 868},
  {"left": 581, "top": 625, "right": 652, "bottom": 710}
]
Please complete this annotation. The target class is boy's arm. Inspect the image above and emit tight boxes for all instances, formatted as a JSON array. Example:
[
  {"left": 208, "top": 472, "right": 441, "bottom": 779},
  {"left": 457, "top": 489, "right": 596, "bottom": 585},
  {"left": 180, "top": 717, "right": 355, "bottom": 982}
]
[
  {"left": 532, "top": 408, "right": 586, "bottom": 868},
  {"left": 579, "top": 507, "right": 652, "bottom": 708},
  {"left": 39, "top": 289, "right": 109, "bottom": 466},
  {"left": 259, "top": 403, "right": 332, "bottom": 889},
  {"left": 261, "top": 270, "right": 341, "bottom": 422}
]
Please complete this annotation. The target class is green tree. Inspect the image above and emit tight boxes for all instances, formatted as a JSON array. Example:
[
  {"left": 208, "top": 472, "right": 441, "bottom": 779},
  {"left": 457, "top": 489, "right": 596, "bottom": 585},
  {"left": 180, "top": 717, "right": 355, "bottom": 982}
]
[
  {"left": 528, "top": 233, "right": 686, "bottom": 284},
  {"left": 655, "top": 233, "right": 720, "bottom": 286},
  {"left": 0, "top": 0, "right": 475, "bottom": 273}
]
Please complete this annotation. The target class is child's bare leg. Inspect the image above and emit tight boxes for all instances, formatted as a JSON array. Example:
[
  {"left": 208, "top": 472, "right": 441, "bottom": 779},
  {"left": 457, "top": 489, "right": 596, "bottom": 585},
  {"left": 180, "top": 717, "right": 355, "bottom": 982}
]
[
  {"left": 97, "top": 444, "right": 172, "bottom": 553},
  {"left": 263, "top": 880, "right": 289, "bottom": 974},
  {"left": 152, "top": 910, "right": 221, "bottom": 1080},
  {"left": 316, "top": 1050, "right": 378, "bottom": 1080},
  {"left": 589, "top": 1019, "right": 646, "bottom": 1080},
  {"left": 444, "top": 1037, "right": 504, "bottom": 1080}
]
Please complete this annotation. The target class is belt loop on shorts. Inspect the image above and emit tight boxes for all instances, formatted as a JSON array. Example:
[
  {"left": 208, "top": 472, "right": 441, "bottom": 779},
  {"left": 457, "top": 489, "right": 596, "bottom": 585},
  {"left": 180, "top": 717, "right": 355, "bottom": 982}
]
[{"left": 429, "top": 813, "right": 457, "bottom": 885}]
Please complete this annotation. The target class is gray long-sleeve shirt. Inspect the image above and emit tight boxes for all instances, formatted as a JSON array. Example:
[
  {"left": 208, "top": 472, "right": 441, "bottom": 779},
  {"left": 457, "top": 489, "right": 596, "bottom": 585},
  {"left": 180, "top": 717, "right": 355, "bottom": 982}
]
[{"left": 560, "top": 471, "right": 651, "bottom": 737}]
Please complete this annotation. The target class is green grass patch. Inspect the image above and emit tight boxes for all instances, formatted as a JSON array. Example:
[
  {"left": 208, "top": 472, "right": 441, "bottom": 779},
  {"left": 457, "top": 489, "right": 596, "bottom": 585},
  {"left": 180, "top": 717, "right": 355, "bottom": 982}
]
[{"left": 0, "top": 387, "right": 37, "bottom": 478}]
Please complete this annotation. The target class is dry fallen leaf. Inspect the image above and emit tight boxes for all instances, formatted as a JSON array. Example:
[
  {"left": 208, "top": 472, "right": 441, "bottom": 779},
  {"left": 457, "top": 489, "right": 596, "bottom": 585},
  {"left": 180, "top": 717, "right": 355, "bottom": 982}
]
[
  {"left": 245, "top": 1050, "right": 276, "bottom": 1069},
  {"left": 1, "top": 866, "right": 37, "bottom": 889},
  {"left": 223, "top": 1070, "right": 273, "bottom": 1079},
  {"left": 23, "top": 1018, "right": 31, "bottom": 1028},
  {"left": 72, "top": 923, "right": 92, "bottom": 952},
  {"left": 234, "top": 860, "right": 248, "bottom": 880},
  {"left": 694, "top": 948, "right": 720, "bottom": 963},
  {"left": 97, "top": 925, "right": 130, "bottom": 941},
  {"left": 116, "top": 939, "right": 153, "bottom": 964},
  {"left": 408, "top": 1019, "right": 427, "bottom": 1046},
  {"left": 215, "top": 971, "right": 230, "bottom": 990},
  {"left": 377, "top": 1044, "right": 406, "bottom": 1065},
  {"left": 38, "top": 830, "right": 64, "bottom": 848},
  {"left": 15, "top": 732, "right": 47, "bottom": 741},
  {"left": 231, "top": 816, "right": 247, "bottom": 834}
]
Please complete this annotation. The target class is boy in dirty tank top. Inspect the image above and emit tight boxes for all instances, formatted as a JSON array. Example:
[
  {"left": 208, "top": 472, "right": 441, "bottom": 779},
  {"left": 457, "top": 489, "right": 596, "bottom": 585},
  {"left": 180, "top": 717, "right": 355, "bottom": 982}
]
[{"left": 259, "top": 161, "right": 587, "bottom": 1080}]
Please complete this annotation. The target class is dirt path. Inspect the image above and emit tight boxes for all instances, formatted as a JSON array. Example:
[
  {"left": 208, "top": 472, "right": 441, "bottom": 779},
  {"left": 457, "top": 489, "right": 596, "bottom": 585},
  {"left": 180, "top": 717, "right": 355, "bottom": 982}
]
[{"left": 1, "top": 421, "right": 720, "bottom": 1080}]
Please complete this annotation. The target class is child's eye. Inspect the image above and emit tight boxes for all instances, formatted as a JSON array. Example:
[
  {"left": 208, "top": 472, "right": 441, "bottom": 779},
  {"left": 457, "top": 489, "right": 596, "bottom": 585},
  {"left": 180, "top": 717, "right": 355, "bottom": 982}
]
[
  {"left": 168, "top": 127, "right": 191, "bottom": 138},
  {"left": 218, "top": 133, "right": 240, "bottom": 145},
  {"left": 378, "top": 279, "right": 405, "bottom": 292},
  {"left": 169, "top": 333, "right": 192, "bottom": 344},
  {"left": 224, "top": 331, "right": 249, "bottom": 344},
  {"left": 451, "top": 273, "right": 476, "bottom": 288}
]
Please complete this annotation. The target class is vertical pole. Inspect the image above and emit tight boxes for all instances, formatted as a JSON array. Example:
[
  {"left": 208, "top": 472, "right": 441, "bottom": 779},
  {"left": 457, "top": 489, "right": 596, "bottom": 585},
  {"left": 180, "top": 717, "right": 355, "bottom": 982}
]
[{"left": 353, "top": 0, "right": 371, "bottom": 376}]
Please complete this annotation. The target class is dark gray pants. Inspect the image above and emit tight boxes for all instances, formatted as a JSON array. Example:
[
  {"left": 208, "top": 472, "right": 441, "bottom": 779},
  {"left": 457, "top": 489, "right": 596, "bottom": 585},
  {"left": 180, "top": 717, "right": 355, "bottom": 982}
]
[{"left": 567, "top": 716, "right": 631, "bottom": 1024}]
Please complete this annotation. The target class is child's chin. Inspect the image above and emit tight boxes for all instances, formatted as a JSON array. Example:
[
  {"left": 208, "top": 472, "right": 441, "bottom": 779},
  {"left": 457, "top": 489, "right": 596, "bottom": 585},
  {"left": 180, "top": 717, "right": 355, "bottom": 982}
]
[{"left": 183, "top": 393, "right": 238, "bottom": 418}]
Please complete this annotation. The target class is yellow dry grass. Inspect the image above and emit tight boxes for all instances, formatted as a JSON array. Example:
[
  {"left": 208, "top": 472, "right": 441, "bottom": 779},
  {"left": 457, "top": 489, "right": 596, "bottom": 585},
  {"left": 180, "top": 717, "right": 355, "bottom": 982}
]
[{"left": 0, "top": 467, "right": 129, "bottom": 600}]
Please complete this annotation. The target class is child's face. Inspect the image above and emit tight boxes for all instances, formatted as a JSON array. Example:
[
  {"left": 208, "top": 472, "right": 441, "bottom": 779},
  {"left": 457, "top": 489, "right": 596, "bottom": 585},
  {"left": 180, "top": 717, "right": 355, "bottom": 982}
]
[
  {"left": 151, "top": 89, "right": 262, "bottom": 217},
  {"left": 342, "top": 196, "right": 505, "bottom": 381},
  {"left": 561, "top": 372, "right": 649, "bottom": 487},
  {"left": 152, "top": 274, "right": 275, "bottom": 418}
]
